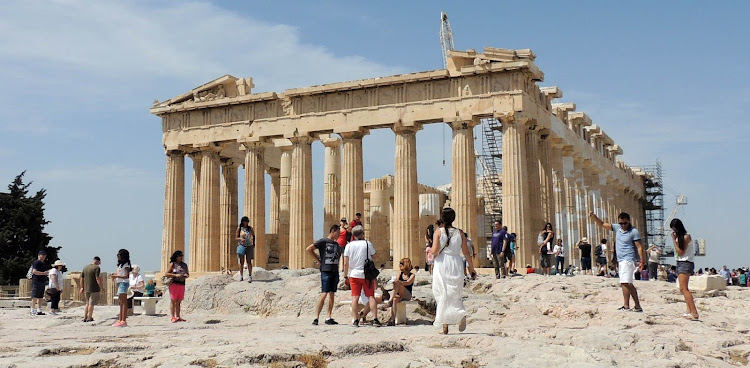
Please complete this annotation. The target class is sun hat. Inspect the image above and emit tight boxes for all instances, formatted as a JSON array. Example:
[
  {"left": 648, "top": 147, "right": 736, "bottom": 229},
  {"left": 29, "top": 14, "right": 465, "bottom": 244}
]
[
  {"left": 52, "top": 260, "right": 65, "bottom": 267},
  {"left": 581, "top": 237, "right": 588, "bottom": 243}
]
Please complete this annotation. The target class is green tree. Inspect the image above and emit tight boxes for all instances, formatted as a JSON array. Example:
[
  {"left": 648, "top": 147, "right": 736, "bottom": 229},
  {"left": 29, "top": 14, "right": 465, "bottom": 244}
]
[{"left": 0, "top": 172, "right": 59, "bottom": 285}]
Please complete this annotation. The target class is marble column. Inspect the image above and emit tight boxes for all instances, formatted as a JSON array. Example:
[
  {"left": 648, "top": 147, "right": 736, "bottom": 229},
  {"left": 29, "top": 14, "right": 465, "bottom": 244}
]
[
  {"left": 501, "top": 118, "right": 532, "bottom": 269},
  {"left": 340, "top": 131, "right": 366, "bottom": 223},
  {"left": 278, "top": 145, "right": 293, "bottom": 266},
  {"left": 561, "top": 152, "right": 578, "bottom": 254},
  {"left": 197, "top": 150, "right": 221, "bottom": 272},
  {"left": 392, "top": 125, "right": 421, "bottom": 270},
  {"left": 573, "top": 158, "right": 588, "bottom": 252},
  {"left": 322, "top": 137, "right": 342, "bottom": 233},
  {"left": 549, "top": 141, "right": 569, "bottom": 262},
  {"left": 243, "top": 142, "right": 267, "bottom": 268},
  {"left": 537, "top": 132, "right": 555, "bottom": 227},
  {"left": 162, "top": 150, "right": 185, "bottom": 274},
  {"left": 188, "top": 152, "right": 202, "bottom": 273},
  {"left": 219, "top": 159, "right": 238, "bottom": 273},
  {"left": 525, "top": 129, "right": 543, "bottom": 268},
  {"left": 288, "top": 136, "right": 314, "bottom": 269},
  {"left": 451, "top": 121, "right": 479, "bottom": 264},
  {"left": 268, "top": 168, "right": 281, "bottom": 234},
  {"left": 369, "top": 177, "right": 391, "bottom": 267}
]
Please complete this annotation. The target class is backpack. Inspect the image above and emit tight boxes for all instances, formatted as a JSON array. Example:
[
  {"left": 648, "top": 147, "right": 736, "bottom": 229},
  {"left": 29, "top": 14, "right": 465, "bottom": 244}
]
[
  {"left": 594, "top": 245, "right": 603, "bottom": 257},
  {"left": 363, "top": 241, "right": 379, "bottom": 281},
  {"left": 345, "top": 231, "right": 352, "bottom": 243}
]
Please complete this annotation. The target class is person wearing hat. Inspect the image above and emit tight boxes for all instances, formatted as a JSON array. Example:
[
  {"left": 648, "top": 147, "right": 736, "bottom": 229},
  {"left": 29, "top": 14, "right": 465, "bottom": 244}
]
[
  {"left": 47, "top": 260, "right": 65, "bottom": 315},
  {"left": 646, "top": 243, "right": 662, "bottom": 281},
  {"left": 127, "top": 265, "right": 145, "bottom": 315},
  {"left": 30, "top": 250, "right": 50, "bottom": 316},
  {"left": 576, "top": 237, "right": 593, "bottom": 276}
]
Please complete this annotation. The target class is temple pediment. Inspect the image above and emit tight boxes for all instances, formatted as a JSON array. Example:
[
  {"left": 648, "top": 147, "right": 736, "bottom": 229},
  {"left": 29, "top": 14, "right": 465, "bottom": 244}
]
[{"left": 153, "top": 75, "right": 254, "bottom": 108}]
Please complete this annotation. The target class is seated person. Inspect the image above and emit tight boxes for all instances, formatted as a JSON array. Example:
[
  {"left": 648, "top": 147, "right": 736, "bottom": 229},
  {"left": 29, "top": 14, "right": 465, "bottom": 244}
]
[
  {"left": 565, "top": 265, "right": 576, "bottom": 276},
  {"left": 607, "top": 263, "right": 618, "bottom": 278},
  {"left": 525, "top": 264, "right": 534, "bottom": 274},
  {"left": 667, "top": 266, "right": 678, "bottom": 283},
  {"left": 145, "top": 279, "right": 156, "bottom": 297},
  {"left": 387, "top": 258, "right": 415, "bottom": 326}
]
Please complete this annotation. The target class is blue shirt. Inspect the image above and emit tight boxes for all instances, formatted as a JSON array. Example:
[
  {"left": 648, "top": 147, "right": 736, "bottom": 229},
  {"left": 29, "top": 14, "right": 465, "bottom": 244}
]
[
  {"left": 610, "top": 224, "right": 641, "bottom": 262},
  {"left": 491, "top": 229, "right": 507, "bottom": 254}
]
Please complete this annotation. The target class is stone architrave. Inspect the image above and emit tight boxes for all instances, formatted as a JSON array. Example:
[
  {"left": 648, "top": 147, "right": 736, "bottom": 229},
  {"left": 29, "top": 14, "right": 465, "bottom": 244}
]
[
  {"left": 161, "top": 150, "right": 185, "bottom": 274},
  {"left": 268, "top": 168, "right": 281, "bottom": 234},
  {"left": 288, "top": 136, "right": 314, "bottom": 269},
  {"left": 187, "top": 152, "right": 202, "bottom": 272},
  {"left": 197, "top": 150, "right": 221, "bottom": 272},
  {"left": 392, "top": 125, "right": 421, "bottom": 270},
  {"left": 340, "top": 131, "right": 366, "bottom": 223},
  {"left": 501, "top": 116, "right": 533, "bottom": 269},
  {"left": 278, "top": 145, "right": 293, "bottom": 266},
  {"left": 450, "top": 120, "right": 479, "bottom": 264},
  {"left": 322, "top": 136, "right": 342, "bottom": 234},
  {"left": 219, "top": 159, "right": 239, "bottom": 273},
  {"left": 243, "top": 142, "right": 268, "bottom": 268}
]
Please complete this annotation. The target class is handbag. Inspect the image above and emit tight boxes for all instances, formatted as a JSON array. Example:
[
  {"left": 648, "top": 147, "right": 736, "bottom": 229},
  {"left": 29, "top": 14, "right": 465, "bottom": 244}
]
[
  {"left": 161, "top": 275, "right": 173, "bottom": 286},
  {"left": 363, "top": 241, "right": 379, "bottom": 281}
]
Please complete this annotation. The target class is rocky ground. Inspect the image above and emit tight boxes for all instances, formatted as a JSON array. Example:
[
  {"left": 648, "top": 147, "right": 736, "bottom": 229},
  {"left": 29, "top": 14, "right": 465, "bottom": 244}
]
[{"left": 1, "top": 268, "right": 750, "bottom": 367}]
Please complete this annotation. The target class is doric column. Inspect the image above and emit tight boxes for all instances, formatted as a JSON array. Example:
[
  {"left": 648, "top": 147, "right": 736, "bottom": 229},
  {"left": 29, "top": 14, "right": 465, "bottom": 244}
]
[
  {"left": 369, "top": 177, "right": 391, "bottom": 267},
  {"left": 243, "top": 142, "right": 267, "bottom": 268},
  {"left": 219, "top": 159, "right": 239, "bottom": 273},
  {"left": 187, "top": 152, "right": 202, "bottom": 272},
  {"left": 322, "top": 136, "right": 342, "bottom": 233},
  {"left": 561, "top": 151, "right": 578, "bottom": 255},
  {"left": 392, "top": 125, "right": 421, "bottom": 270},
  {"left": 162, "top": 150, "right": 185, "bottom": 274},
  {"left": 197, "top": 150, "right": 221, "bottom": 272},
  {"left": 451, "top": 120, "right": 479, "bottom": 263},
  {"left": 339, "top": 130, "right": 367, "bottom": 222},
  {"left": 537, "top": 131, "right": 555, "bottom": 227},
  {"left": 549, "top": 140, "right": 569, "bottom": 261},
  {"left": 278, "top": 145, "right": 293, "bottom": 266},
  {"left": 573, "top": 158, "right": 588, "bottom": 252},
  {"left": 268, "top": 168, "right": 281, "bottom": 234},
  {"left": 525, "top": 129, "right": 543, "bottom": 267},
  {"left": 288, "top": 136, "right": 314, "bottom": 269},
  {"left": 501, "top": 117, "right": 533, "bottom": 269}
]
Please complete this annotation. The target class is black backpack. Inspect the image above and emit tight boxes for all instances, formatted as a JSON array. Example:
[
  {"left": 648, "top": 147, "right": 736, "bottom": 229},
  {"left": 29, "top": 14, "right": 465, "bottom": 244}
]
[
  {"left": 594, "top": 245, "right": 603, "bottom": 257},
  {"left": 345, "top": 231, "right": 352, "bottom": 243}
]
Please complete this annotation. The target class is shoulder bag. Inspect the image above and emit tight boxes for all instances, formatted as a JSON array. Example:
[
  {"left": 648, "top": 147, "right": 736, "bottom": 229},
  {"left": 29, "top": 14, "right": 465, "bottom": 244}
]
[{"left": 363, "top": 241, "right": 380, "bottom": 281}]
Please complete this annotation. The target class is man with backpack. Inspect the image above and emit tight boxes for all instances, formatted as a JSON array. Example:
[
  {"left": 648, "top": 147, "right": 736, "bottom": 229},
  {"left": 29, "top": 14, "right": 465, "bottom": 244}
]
[{"left": 343, "top": 225, "right": 381, "bottom": 327}]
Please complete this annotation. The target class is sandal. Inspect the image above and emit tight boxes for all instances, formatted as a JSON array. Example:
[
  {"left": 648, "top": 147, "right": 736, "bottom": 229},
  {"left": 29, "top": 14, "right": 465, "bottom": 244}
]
[
  {"left": 458, "top": 316, "right": 467, "bottom": 332},
  {"left": 441, "top": 324, "right": 449, "bottom": 335}
]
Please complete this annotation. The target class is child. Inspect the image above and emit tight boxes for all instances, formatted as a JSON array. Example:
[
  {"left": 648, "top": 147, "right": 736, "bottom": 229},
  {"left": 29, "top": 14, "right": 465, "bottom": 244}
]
[{"left": 145, "top": 279, "right": 156, "bottom": 297}]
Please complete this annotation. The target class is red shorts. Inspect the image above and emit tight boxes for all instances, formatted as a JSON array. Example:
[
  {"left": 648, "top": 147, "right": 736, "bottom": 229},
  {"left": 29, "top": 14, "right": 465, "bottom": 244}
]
[
  {"left": 349, "top": 277, "right": 374, "bottom": 297},
  {"left": 169, "top": 283, "right": 185, "bottom": 300}
]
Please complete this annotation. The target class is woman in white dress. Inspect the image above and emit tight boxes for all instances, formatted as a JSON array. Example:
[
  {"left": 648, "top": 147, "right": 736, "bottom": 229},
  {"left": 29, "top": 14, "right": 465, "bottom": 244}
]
[{"left": 429, "top": 207, "right": 477, "bottom": 334}]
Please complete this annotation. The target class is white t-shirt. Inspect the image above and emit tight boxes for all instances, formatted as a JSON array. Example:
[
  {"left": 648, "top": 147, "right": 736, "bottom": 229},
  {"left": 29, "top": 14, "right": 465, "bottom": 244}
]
[
  {"left": 116, "top": 262, "right": 131, "bottom": 285},
  {"left": 553, "top": 244, "right": 564, "bottom": 257},
  {"left": 674, "top": 234, "right": 694, "bottom": 263},
  {"left": 344, "top": 240, "right": 376, "bottom": 279},
  {"left": 48, "top": 268, "right": 60, "bottom": 289},
  {"left": 647, "top": 248, "right": 661, "bottom": 263},
  {"left": 129, "top": 273, "right": 145, "bottom": 292},
  {"left": 600, "top": 243, "right": 608, "bottom": 256}
]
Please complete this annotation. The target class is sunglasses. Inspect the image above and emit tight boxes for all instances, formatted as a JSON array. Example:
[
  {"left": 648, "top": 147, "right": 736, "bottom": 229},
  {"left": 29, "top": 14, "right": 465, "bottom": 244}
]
[
  {"left": 618, "top": 222, "right": 629, "bottom": 225},
  {"left": 399, "top": 262, "right": 404, "bottom": 265}
]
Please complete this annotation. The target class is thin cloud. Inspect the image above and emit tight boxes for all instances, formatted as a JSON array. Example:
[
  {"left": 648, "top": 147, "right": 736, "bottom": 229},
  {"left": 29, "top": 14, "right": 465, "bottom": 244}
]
[{"left": 37, "top": 164, "right": 159, "bottom": 188}]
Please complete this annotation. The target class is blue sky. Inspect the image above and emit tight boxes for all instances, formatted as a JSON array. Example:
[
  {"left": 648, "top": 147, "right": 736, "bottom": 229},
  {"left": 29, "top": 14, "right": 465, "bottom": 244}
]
[{"left": 1, "top": 1, "right": 747, "bottom": 273}]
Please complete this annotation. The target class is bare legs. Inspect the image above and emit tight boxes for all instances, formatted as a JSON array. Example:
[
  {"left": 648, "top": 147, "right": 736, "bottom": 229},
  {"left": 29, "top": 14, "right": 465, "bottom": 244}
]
[
  {"left": 237, "top": 255, "right": 245, "bottom": 281},
  {"left": 315, "top": 293, "right": 335, "bottom": 320},
  {"left": 620, "top": 283, "right": 641, "bottom": 309},
  {"left": 678, "top": 273, "right": 698, "bottom": 319},
  {"left": 118, "top": 294, "right": 127, "bottom": 323}
]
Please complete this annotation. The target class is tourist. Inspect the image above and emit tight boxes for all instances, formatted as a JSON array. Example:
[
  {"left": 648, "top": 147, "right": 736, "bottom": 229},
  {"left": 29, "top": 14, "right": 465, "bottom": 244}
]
[
  {"left": 387, "top": 258, "right": 415, "bottom": 326},
  {"left": 719, "top": 265, "right": 731, "bottom": 285},
  {"left": 127, "top": 265, "right": 145, "bottom": 315},
  {"left": 236, "top": 216, "right": 255, "bottom": 282},
  {"left": 429, "top": 207, "right": 477, "bottom": 335},
  {"left": 739, "top": 269, "right": 747, "bottom": 287},
  {"left": 490, "top": 221, "right": 508, "bottom": 279},
  {"left": 80, "top": 256, "right": 102, "bottom": 322},
  {"left": 145, "top": 279, "right": 156, "bottom": 297},
  {"left": 110, "top": 249, "right": 131, "bottom": 327},
  {"left": 595, "top": 239, "right": 609, "bottom": 277},
  {"left": 525, "top": 264, "right": 534, "bottom": 275},
  {"left": 671, "top": 218, "right": 698, "bottom": 320},
  {"left": 338, "top": 218, "right": 350, "bottom": 248},
  {"left": 576, "top": 237, "right": 592, "bottom": 276},
  {"left": 425, "top": 224, "right": 435, "bottom": 274},
  {"left": 647, "top": 244, "right": 662, "bottom": 281},
  {"left": 306, "top": 224, "right": 342, "bottom": 326},
  {"left": 165, "top": 250, "right": 189, "bottom": 323},
  {"left": 30, "top": 250, "right": 49, "bottom": 316},
  {"left": 590, "top": 212, "right": 645, "bottom": 312},
  {"left": 463, "top": 237, "right": 476, "bottom": 279},
  {"left": 350, "top": 212, "right": 363, "bottom": 229},
  {"left": 343, "top": 225, "right": 380, "bottom": 327},
  {"left": 47, "top": 260, "right": 65, "bottom": 315},
  {"left": 538, "top": 223, "right": 554, "bottom": 276},
  {"left": 553, "top": 239, "right": 565, "bottom": 276},
  {"left": 697, "top": 268, "right": 703, "bottom": 276},
  {"left": 508, "top": 232, "right": 517, "bottom": 274},
  {"left": 667, "top": 266, "right": 678, "bottom": 283}
]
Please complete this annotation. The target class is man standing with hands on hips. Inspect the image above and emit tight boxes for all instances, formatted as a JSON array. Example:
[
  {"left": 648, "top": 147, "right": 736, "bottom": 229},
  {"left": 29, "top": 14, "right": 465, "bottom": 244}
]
[{"left": 590, "top": 211, "right": 646, "bottom": 312}]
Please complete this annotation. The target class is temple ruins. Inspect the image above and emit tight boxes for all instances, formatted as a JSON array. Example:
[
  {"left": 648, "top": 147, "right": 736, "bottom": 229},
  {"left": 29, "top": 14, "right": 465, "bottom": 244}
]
[{"left": 150, "top": 47, "right": 647, "bottom": 274}]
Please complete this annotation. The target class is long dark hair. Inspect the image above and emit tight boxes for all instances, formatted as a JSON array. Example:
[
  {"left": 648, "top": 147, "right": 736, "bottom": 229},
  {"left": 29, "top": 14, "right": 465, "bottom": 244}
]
[
  {"left": 239, "top": 216, "right": 250, "bottom": 230},
  {"left": 426, "top": 224, "right": 435, "bottom": 245},
  {"left": 670, "top": 218, "right": 687, "bottom": 251},
  {"left": 117, "top": 249, "right": 130, "bottom": 267},
  {"left": 441, "top": 207, "right": 456, "bottom": 232},
  {"left": 170, "top": 250, "right": 184, "bottom": 264}
]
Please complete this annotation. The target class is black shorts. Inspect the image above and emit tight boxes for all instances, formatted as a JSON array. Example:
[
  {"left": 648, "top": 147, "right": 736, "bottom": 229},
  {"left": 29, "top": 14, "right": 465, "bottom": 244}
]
[
  {"left": 320, "top": 271, "right": 339, "bottom": 293},
  {"left": 597, "top": 257, "right": 607, "bottom": 266},
  {"left": 540, "top": 254, "right": 551, "bottom": 268},
  {"left": 31, "top": 280, "right": 46, "bottom": 299},
  {"left": 676, "top": 261, "right": 694, "bottom": 275},
  {"left": 581, "top": 257, "right": 592, "bottom": 270}
]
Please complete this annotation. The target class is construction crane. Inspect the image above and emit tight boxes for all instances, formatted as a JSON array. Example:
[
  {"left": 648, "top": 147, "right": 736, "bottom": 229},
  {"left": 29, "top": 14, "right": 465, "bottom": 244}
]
[
  {"left": 440, "top": 12, "right": 455, "bottom": 69},
  {"left": 660, "top": 195, "right": 705, "bottom": 257}
]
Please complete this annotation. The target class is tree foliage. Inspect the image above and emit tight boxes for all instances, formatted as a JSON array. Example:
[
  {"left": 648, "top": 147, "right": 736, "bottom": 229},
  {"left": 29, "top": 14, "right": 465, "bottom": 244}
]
[{"left": 0, "top": 172, "right": 59, "bottom": 285}]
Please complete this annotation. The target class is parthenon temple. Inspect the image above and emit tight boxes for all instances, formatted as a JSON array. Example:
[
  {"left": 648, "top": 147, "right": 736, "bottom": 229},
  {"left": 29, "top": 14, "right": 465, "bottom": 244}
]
[{"left": 151, "top": 46, "right": 647, "bottom": 274}]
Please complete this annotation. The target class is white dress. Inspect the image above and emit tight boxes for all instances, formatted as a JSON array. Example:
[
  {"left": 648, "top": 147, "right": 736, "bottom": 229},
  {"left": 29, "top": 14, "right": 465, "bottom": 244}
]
[{"left": 432, "top": 226, "right": 466, "bottom": 326}]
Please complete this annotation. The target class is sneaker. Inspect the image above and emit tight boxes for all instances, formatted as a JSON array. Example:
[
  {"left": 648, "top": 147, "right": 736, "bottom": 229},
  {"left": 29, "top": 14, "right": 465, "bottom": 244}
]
[
  {"left": 36, "top": 311, "right": 46, "bottom": 316},
  {"left": 372, "top": 318, "right": 382, "bottom": 327},
  {"left": 312, "top": 319, "right": 318, "bottom": 325},
  {"left": 324, "top": 318, "right": 338, "bottom": 325},
  {"left": 49, "top": 311, "right": 58, "bottom": 316},
  {"left": 247, "top": 276, "right": 253, "bottom": 283},
  {"left": 617, "top": 306, "right": 629, "bottom": 311},
  {"left": 352, "top": 319, "right": 359, "bottom": 327},
  {"left": 29, "top": 310, "right": 36, "bottom": 316},
  {"left": 386, "top": 320, "right": 395, "bottom": 326},
  {"left": 118, "top": 321, "right": 127, "bottom": 327},
  {"left": 112, "top": 321, "right": 124, "bottom": 327},
  {"left": 632, "top": 307, "right": 643, "bottom": 313}
]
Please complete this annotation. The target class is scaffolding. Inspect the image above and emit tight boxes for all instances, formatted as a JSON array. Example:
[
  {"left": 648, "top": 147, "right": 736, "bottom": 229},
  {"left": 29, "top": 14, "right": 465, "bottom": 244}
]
[
  {"left": 642, "top": 161, "right": 665, "bottom": 258},
  {"left": 477, "top": 118, "right": 503, "bottom": 242}
]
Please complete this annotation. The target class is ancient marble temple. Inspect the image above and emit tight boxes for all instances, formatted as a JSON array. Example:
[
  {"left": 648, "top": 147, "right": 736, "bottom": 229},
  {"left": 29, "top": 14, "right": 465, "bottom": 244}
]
[{"left": 151, "top": 47, "right": 647, "bottom": 274}]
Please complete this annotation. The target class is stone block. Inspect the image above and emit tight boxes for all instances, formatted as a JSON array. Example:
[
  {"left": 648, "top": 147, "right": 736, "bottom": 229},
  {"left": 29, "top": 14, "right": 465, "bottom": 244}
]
[{"left": 682, "top": 275, "right": 727, "bottom": 292}]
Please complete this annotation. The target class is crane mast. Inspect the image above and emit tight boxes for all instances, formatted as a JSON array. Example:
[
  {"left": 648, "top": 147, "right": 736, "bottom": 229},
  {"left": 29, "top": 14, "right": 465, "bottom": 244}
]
[{"left": 440, "top": 12, "right": 455, "bottom": 69}]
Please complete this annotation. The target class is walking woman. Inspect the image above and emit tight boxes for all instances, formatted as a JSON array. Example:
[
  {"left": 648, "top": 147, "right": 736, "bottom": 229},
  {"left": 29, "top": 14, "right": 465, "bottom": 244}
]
[
  {"left": 236, "top": 216, "right": 255, "bottom": 282},
  {"left": 672, "top": 218, "right": 698, "bottom": 320},
  {"left": 425, "top": 225, "right": 435, "bottom": 274},
  {"left": 165, "top": 250, "right": 189, "bottom": 323},
  {"left": 430, "top": 207, "right": 477, "bottom": 334},
  {"left": 110, "top": 249, "right": 131, "bottom": 327}
]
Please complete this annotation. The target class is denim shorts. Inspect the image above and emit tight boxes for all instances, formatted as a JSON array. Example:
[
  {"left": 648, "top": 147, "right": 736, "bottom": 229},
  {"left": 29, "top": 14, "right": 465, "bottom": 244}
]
[
  {"left": 320, "top": 271, "right": 339, "bottom": 293},
  {"left": 117, "top": 282, "right": 128, "bottom": 295},
  {"left": 676, "top": 261, "right": 694, "bottom": 275}
]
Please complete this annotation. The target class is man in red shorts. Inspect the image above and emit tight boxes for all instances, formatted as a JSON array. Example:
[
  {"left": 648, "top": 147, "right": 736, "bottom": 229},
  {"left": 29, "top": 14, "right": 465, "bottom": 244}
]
[{"left": 343, "top": 225, "right": 380, "bottom": 327}]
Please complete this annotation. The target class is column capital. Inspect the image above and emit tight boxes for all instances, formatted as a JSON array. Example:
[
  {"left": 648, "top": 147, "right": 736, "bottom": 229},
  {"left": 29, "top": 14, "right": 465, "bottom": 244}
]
[
  {"left": 288, "top": 135, "right": 315, "bottom": 145},
  {"left": 495, "top": 111, "right": 536, "bottom": 126},
  {"left": 338, "top": 129, "right": 369, "bottom": 140},
  {"left": 219, "top": 157, "right": 240, "bottom": 168},
  {"left": 392, "top": 122, "right": 422, "bottom": 135},
  {"left": 165, "top": 148, "right": 185, "bottom": 156},
  {"left": 267, "top": 167, "right": 280, "bottom": 177},
  {"left": 320, "top": 135, "right": 343, "bottom": 148},
  {"left": 448, "top": 120, "right": 478, "bottom": 130},
  {"left": 240, "top": 140, "right": 271, "bottom": 152}
]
